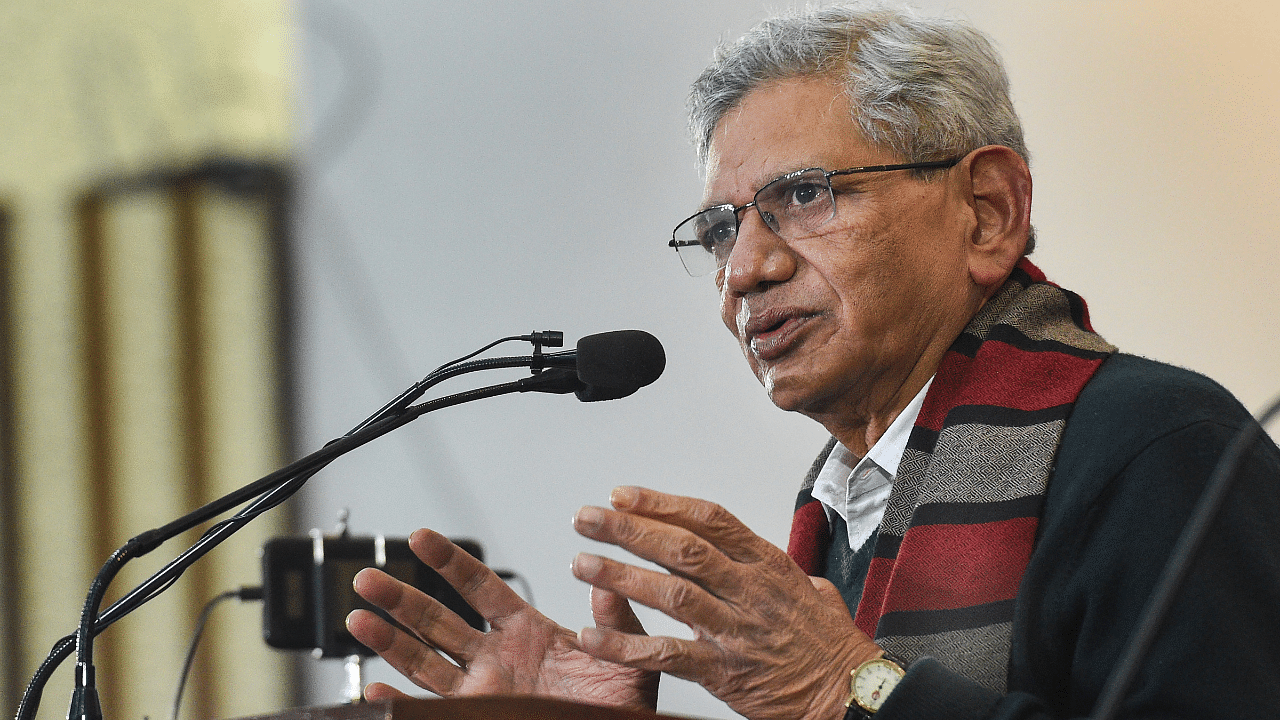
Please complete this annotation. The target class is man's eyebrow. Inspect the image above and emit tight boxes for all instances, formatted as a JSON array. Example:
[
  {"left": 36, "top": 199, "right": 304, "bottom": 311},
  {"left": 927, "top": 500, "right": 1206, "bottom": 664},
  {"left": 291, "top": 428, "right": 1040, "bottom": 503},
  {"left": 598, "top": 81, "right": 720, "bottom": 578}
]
[
  {"left": 694, "top": 199, "right": 736, "bottom": 214},
  {"left": 698, "top": 165, "right": 818, "bottom": 211}
]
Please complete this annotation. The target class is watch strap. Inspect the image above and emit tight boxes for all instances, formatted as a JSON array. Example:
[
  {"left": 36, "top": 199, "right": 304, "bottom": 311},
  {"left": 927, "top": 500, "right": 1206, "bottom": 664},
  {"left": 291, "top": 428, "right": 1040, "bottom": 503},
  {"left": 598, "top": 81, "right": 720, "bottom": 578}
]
[{"left": 843, "top": 701, "right": 872, "bottom": 720}]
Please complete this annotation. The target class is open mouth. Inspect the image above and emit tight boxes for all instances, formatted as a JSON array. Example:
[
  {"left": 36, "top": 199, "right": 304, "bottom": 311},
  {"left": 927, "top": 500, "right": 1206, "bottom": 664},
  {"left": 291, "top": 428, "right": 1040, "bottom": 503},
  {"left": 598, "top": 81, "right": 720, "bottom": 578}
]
[
  {"left": 758, "top": 317, "right": 790, "bottom": 335},
  {"left": 747, "top": 312, "right": 816, "bottom": 360}
]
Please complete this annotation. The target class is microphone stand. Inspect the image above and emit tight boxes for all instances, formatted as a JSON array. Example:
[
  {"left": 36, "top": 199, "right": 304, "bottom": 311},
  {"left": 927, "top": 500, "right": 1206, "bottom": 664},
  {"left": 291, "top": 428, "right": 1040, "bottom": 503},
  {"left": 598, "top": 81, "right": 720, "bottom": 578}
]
[{"left": 17, "top": 340, "right": 581, "bottom": 720}]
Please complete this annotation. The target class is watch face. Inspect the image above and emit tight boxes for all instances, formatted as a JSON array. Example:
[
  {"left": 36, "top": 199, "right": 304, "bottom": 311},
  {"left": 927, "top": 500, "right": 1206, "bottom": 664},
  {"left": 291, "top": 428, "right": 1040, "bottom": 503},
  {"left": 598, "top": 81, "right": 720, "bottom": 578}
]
[{"left": 853, "top": 658, "right": 904, "bottom": 712}]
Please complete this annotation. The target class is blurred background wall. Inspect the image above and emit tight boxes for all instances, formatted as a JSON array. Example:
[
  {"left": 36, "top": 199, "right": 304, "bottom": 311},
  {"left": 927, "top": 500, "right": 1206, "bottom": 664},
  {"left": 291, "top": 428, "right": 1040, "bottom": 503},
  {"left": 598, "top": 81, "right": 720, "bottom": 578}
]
[
  {"left": 1, "top": 2, "right": 1277, "bottom": 720},
  {"left": 0, "top": 3, "right": 296, "bottom": 720}
]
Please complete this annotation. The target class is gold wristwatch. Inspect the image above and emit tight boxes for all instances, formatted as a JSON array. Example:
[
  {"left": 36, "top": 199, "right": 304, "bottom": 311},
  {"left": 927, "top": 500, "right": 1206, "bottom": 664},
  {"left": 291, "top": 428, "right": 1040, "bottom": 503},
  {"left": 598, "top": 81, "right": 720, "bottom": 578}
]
[{"left": 843, "top": 652, "right": 906, "bottom": 718}]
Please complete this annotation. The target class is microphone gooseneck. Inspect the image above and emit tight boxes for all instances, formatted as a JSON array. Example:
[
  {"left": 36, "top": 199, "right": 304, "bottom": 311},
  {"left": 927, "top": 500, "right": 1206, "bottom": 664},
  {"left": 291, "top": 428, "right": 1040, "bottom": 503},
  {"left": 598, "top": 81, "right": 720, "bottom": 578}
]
[{"left": 18, "top": 328, "right": 664, "bottom": 720}]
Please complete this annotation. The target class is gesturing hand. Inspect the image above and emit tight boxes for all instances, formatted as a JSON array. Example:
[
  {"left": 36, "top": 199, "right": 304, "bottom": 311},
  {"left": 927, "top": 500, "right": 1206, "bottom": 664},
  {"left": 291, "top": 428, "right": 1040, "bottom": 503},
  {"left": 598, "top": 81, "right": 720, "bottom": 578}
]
[
  {"left": 346, "top": 528, "right": 659, "bottom": 711},
  {"left": 570, "top": 486, "right": 882, "bottom": 720}
]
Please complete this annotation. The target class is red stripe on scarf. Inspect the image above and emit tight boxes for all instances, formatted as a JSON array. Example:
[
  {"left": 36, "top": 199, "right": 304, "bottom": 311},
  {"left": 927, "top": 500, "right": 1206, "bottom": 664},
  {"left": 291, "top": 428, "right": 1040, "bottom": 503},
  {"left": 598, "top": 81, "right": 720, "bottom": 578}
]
[
  {"left": 788, "top": 500, "right": 830, "bottom": 576},
  {"left": 856, "top": 518, "right": 1038, "bottom": 628},
  {"left": 917, "top": 344, "right": 1105, "bottom": 431}
]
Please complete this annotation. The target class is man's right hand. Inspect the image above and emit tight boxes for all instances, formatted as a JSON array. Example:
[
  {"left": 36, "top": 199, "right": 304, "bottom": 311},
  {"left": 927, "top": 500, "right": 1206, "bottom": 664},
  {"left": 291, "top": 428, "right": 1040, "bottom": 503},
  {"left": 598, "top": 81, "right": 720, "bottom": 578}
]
[{"left": 346, "top": 528, "right": 659, "bottom": 710}]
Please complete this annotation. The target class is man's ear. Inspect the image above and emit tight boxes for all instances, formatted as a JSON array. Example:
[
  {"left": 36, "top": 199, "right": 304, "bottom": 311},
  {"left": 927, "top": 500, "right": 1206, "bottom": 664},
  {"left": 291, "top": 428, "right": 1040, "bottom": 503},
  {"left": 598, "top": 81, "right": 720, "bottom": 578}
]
[{"left": 961, "top": 145, "right": 1032, "bottom": 294}]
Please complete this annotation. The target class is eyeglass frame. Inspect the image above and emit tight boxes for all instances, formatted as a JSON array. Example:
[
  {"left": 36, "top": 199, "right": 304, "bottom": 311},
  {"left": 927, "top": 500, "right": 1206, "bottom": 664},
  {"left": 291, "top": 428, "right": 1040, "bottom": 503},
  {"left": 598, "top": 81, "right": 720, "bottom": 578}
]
[{"left": 668, "top": 157, "right": 962, "bottom": 277}]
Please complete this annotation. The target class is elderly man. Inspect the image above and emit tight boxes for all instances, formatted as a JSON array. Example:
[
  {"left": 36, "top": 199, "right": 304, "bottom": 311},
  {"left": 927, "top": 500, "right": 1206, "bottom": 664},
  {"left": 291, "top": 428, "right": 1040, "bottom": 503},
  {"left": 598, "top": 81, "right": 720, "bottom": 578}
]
[{"left": 347, "top": 5, "right": 1280, "bottom": 719}]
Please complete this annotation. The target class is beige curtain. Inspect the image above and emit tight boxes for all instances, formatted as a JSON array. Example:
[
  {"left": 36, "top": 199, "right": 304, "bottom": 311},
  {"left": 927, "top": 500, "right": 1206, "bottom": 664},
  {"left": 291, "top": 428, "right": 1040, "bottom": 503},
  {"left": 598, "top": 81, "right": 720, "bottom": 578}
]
[{"left": 1, "top": 162, "right": 295, "bottom": 720}]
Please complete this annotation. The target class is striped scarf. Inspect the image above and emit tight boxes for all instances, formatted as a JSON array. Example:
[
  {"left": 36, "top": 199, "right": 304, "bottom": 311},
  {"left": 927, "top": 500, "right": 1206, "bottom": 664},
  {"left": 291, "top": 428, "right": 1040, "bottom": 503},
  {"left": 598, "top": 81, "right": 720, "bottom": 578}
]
[{"left": 787, "top": 259, "right": 1115, "bottom": 691}]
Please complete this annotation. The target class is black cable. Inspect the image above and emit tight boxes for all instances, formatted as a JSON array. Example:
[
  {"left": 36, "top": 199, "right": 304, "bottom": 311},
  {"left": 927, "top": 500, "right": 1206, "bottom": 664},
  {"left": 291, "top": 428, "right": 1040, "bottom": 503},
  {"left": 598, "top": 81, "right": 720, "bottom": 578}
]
[
  {"left": 1091, "top": 393, "right": 1280, "bottom": 720},
  {"left": 170, "top": 590, "right": 236, "bottom": 720},
  {"left": 170, "top": 587, "right": 262, "bottom": 720},
  {"left": 348, "top": 347, "right": 550, "bottom": 435}
]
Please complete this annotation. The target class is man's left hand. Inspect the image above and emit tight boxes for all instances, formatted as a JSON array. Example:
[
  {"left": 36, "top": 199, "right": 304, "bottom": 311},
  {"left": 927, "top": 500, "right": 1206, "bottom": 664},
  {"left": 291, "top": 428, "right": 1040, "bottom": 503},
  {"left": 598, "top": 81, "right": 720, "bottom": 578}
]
[{"left": 571, "top": 486, "right": 883, "bottom": 720}]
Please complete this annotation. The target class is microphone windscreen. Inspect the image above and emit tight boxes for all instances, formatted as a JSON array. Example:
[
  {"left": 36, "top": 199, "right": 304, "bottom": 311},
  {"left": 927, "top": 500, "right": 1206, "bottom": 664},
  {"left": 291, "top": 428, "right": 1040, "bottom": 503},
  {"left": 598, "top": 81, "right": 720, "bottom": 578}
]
[
  {"left": 574, "top": 383, "right": 638, "bottom": 403},
  {"left": 574, "top": 330, "right": 665, "bottom": 393}
]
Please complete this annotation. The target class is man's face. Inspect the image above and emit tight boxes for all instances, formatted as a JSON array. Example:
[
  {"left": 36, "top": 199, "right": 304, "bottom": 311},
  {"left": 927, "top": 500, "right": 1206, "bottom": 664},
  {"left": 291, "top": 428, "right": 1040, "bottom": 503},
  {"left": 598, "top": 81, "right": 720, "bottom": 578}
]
[{"left": 706, "top": 76, "right": 982, "bottom": 432}]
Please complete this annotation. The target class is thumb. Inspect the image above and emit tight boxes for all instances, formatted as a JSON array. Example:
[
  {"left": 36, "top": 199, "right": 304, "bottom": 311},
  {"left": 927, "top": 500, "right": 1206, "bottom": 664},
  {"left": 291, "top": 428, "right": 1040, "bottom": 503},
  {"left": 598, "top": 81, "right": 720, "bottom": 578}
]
[
  {"left": 809, "top": 576, "right": 854, "bottom": 620},
  {"left": 591, "top": 586, "right": 647, "bottom": 636}
]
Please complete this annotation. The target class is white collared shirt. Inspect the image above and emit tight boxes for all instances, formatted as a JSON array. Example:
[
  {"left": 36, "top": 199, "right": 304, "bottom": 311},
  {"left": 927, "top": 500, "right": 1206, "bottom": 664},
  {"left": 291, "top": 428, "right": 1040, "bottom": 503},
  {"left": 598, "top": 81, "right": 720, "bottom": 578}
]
[{"left": 810, "top": 378, "right": 933, "bottom": 551}]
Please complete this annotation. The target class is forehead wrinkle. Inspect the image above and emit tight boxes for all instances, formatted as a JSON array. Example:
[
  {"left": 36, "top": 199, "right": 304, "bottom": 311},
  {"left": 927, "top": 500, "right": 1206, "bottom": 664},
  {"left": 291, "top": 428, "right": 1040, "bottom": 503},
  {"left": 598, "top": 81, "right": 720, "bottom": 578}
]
[
  {"left": 702, "top": 141, "right": 787, "bottom": 210},
  {"left": 705, "top": 117, "right": 810, "bottom": 208},
  {"left": 704, "top": 80, "right": 865, "bottom": 207}
]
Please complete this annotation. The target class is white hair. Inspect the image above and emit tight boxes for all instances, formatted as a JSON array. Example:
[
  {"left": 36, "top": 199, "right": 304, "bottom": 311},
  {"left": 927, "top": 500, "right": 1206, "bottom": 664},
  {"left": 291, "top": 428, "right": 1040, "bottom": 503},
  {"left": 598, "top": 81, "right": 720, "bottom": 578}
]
[{"left": 688, "top": 3, "right": 1035, "bottom": 251}]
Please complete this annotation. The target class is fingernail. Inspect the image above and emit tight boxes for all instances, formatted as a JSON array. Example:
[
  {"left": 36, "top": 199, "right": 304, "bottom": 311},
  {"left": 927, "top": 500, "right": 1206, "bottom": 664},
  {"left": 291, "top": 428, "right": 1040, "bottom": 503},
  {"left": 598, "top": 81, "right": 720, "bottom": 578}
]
[
  {"left": 573, "top": 552, "right": 602, "bottom": 579},
  {"left": 610, "top": 486, "right": 639, "bottom": 509},
  {"left": 575, "top": 505, "right": 605, "bottom": 532}
]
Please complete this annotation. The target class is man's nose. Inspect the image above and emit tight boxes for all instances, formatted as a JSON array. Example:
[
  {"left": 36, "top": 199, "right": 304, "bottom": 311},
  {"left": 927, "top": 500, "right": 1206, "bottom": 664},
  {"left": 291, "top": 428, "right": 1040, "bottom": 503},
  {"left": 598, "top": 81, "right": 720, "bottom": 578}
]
[{"left": 720, "top": 209, "right": 797, "bottom": 295}]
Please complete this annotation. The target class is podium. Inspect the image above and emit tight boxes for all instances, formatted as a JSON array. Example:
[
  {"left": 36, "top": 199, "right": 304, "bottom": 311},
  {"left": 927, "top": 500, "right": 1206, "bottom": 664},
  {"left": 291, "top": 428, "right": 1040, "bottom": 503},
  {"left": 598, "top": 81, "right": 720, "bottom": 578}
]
[{"left": 238, "top": 697, "right": 692, "bottom": 720}]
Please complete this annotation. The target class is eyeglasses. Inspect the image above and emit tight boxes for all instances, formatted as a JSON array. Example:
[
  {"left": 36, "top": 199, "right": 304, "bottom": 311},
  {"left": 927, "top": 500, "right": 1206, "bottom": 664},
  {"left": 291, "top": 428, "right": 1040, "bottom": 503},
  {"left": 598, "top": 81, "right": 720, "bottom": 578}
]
[{"left": 669, "top": 158, "right": 961, "bottom": 277}]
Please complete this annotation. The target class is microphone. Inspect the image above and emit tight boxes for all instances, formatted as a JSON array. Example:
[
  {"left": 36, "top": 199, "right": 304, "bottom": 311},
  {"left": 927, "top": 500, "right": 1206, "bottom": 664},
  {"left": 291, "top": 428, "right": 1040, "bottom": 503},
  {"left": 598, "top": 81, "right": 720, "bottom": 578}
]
[
  {"left": 16, "top": 328, "right": 666, "bottom": 720},
  {"left": 532, "top": 330, "right": 666, "bottom": 401}
]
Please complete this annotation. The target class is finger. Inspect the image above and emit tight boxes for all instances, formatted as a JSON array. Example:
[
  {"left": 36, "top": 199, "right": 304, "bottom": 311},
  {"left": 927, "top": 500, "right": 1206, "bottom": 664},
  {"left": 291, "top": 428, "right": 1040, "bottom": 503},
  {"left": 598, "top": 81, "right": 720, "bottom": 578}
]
[
  {"left": 809, "top": 576, "right": 855, "bottom": 620},
  {"left": 590, "top": 586, "right": 647, "bottom": 636},
  {"left": 409, "top": 528, "right": 528, "bottom": 624},
  {"left": 609, "top": 486, "right": 779, "bottom": 564},
  {"left": 352, "top": 567, "right": 483, "bottom": 661},
  {"left": 574, "top": 505, "right": 746, "bottom": 596},
  {"left": 578, "top": 626, "right": 719, "bottom": 685},
  {"left": 363, "top": 682, "right": 417, "bottom": 703},
  {"left": 573, "top": 552, "right": 725, "bottom": 630},
  {"left": 346, "top": 608, "right": 466, "bottom": 696}
]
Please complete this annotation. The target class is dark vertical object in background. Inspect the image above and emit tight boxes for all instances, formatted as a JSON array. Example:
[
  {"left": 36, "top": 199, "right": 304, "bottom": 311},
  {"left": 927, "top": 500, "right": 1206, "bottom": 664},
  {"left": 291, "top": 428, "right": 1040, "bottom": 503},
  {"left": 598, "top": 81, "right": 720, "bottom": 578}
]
[
  {"left": 76, "top": 188, "right": 114, "bottom": 649},
  {"left": 0, "top": 201, "right": 21, "bottom": 720},
  {"left": 170, "top": 174, "right": 216, "bottom": 720}
]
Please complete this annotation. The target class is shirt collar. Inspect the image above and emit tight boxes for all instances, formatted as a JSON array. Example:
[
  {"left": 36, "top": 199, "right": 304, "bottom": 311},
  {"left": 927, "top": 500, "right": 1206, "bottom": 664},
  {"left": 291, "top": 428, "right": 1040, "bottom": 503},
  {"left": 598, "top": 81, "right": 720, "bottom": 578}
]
[
  {"left": 867, "top": 375, "right": 932, "bottom": 478},
  {"left": 810, "top": 377, "right": 933, "bottom": 547}
]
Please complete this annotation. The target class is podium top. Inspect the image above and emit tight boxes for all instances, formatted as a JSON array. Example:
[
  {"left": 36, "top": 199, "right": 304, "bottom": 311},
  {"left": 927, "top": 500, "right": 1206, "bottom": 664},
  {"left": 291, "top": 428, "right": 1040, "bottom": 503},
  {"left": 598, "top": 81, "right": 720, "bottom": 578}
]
[{"left": 238, "top": 697, "right": 695, "bottom": 720}]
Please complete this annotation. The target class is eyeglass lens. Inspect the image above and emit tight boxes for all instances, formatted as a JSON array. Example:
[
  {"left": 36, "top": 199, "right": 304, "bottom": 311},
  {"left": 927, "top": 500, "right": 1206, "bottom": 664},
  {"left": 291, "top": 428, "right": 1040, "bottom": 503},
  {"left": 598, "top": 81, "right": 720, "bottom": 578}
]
[{"left": 672, "top": 168, "right": 836, "bottom": 277}]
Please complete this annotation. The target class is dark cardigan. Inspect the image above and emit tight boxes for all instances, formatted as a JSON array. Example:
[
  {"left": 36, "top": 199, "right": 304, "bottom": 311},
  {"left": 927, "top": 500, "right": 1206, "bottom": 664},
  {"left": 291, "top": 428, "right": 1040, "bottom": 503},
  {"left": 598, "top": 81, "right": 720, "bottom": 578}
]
[{"left": 824, "top": 354, "right": 1280, "bottom": 719}]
